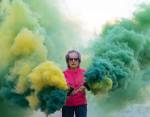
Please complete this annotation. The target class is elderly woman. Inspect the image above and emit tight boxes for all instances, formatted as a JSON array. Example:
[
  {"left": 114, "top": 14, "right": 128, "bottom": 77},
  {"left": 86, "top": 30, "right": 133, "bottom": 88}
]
[{"left": 62, "top": 50, "right": 87, "bottom": 117}]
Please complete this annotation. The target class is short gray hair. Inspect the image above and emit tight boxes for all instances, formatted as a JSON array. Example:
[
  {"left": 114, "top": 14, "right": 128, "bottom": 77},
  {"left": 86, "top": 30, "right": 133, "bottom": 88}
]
[{"left": 65, "top": 50, "right": 81, "bottom": 68}]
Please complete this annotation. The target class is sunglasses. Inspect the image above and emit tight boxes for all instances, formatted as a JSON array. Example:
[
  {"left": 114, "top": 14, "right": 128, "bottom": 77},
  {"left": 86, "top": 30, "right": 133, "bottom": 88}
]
[{"left": 69, "top": 58, "right": 79, "bottom": 61}]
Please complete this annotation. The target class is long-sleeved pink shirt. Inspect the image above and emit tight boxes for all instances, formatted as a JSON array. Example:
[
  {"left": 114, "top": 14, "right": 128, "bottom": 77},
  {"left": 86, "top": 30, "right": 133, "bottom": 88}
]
[{"left": 63, "top": 68, "right": 87, "bottom": 106}]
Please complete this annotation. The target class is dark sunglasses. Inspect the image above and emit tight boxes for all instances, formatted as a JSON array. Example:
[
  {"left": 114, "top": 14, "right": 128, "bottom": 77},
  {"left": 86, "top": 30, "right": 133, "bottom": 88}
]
[{"left": 69, "top": 58, "right": 79, "bottom": 61}]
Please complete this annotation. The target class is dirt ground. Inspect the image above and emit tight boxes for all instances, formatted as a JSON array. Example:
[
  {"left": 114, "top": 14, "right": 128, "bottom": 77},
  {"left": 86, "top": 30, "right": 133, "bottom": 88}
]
[{"left": 32, "top": 110, "right": 61, "bottom": 117}]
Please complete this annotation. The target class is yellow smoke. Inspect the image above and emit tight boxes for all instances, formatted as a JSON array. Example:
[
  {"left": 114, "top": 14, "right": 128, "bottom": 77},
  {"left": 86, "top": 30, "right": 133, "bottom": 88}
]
[
  {"left": 0, "top": 0, "right": 40, "bottom": 69},
  {"left": 11, "top": 28, "right": 47, "bottom": 60},
  {"left": 0, "top": 0, "right": 38, "bottom": 37},
  {"left": 13, "top": 61, "right": 67, "bottom": 109},
  {"left": 26, "top": 92, "right": 40, "bottom": 109},
  {"left": 90, "top": 75, "right": 113, "bottom": 94},
  {"left": 29, "top": 61, "right": 68, "bottom": 91},
  {"left": 7, "top": 28, "right": 47, "bottom": 94},
  {"left": 14, "top": 63, "right": 31, "bottom": 94},
  {"left": 26, "top": 61, "right": 68, "bottom": 109}
]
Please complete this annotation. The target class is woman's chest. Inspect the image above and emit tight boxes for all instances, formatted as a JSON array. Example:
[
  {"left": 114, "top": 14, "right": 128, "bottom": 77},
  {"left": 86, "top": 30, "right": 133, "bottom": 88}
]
[{"left": 66, "top": 72, "right": 84, "bottom": 87}]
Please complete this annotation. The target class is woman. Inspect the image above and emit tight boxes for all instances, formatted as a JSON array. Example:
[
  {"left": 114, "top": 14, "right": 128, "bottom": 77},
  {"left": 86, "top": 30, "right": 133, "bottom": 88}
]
[{"left": 62, "top": 50, "right": 87, "bottom": 117}]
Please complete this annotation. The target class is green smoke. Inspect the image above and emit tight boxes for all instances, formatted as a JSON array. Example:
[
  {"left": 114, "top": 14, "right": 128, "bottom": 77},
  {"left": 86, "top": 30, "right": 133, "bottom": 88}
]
[
  {"left": 23, "top": 0, "right": 83, "bottom": 67},
  {"left": 85, "top": 3, "right": 150, "bottom": 117}
]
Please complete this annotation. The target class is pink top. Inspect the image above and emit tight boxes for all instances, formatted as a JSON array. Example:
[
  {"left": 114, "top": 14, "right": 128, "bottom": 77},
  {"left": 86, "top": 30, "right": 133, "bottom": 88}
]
[{"left": 64, "top": 68, "right": 87, "bottom": 106}]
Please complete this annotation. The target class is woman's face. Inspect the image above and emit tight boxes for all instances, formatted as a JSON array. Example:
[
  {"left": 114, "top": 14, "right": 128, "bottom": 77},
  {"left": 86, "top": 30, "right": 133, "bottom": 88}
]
[{"left": 68, "top": 52, "right": 79, "bottom": 70}]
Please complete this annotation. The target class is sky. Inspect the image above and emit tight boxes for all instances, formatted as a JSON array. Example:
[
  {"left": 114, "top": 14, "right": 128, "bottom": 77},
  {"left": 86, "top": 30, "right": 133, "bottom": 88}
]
[{"left": 60, "top": 0, "right": 150, "bottom": 44}]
